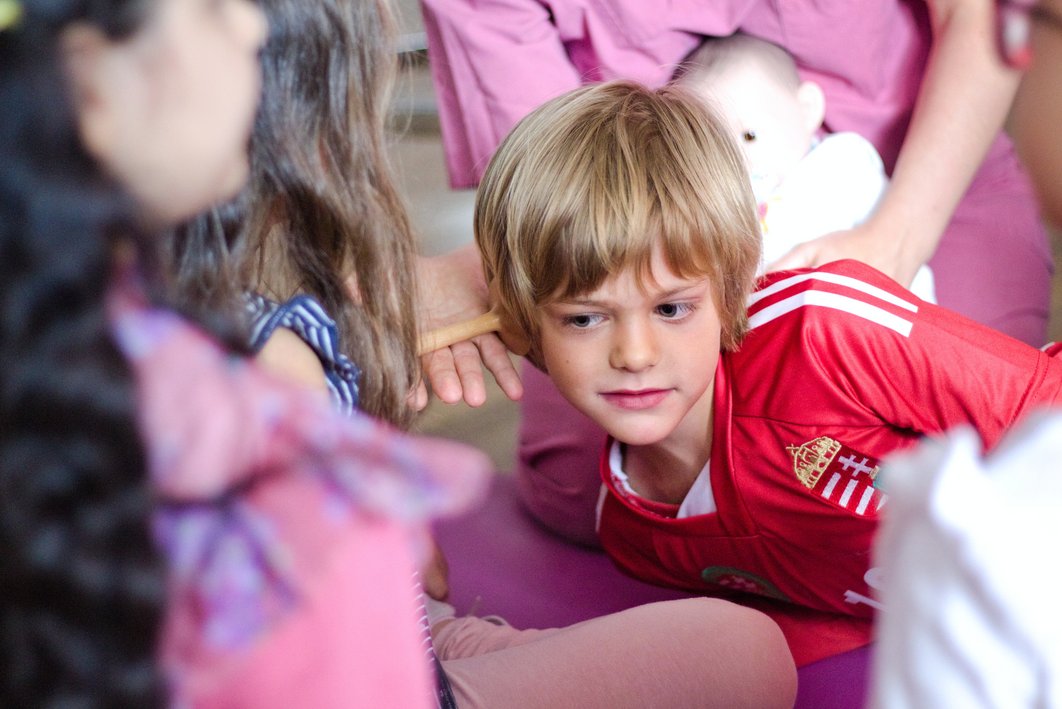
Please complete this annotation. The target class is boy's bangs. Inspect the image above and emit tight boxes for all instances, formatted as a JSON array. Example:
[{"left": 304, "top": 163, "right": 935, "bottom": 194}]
[
  {"left": 477, "top": 80, "right": 762, "bottom": 358},
  {"left": 656, "top": 204, "right": 719, "bottom": 282},
  {"left": 539, "top": 157, "right": 716, "bottom": 304},
  {"left": 542, "top": 206, "right": 658, "bottom": 303}
]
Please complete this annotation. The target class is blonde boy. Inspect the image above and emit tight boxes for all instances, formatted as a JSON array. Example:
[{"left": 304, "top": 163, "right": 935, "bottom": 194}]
[{"left": 475, "top": 80, "right": 1062, "bottom": 665}]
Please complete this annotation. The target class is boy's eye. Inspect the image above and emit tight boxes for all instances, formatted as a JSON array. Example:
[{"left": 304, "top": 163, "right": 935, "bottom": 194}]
[
  {"left": 656, "top": 302, "right": 696, "bottom": 319},
  {"left": 742, "top": 130, "right": 757, "bottom": 143},
  {"left": 563, "top": 313, "right": 603, "bottom": 329}
]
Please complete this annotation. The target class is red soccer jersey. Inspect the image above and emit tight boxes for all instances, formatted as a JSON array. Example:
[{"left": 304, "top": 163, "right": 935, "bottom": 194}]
[{"left": 597, "top": 260, "right": 1062, "bottom": 664}]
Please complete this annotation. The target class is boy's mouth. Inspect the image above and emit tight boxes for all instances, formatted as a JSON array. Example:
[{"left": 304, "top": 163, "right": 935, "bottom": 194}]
[{"left": 600, "top": 389, "right": 670, "bottom": 410}]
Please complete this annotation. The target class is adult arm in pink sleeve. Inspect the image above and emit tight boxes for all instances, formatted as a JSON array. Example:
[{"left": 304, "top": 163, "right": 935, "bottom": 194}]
[
  {"left": 769, "top": 0, "right": 1022, "bottom": 288},
  {"left": 421, "top": 0, "right": 583, "bottom": 188}
]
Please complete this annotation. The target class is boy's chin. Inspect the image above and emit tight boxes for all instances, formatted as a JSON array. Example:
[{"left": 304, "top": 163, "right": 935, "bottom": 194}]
[
  {"left": 603, "top": 423, "right": 672, "bottom": 448},
  {"left": 568, "top": 399, "right": 678, "bottom": 447}
]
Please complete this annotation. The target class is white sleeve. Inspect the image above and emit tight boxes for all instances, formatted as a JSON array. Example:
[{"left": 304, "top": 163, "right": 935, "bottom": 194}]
[{"left": 871, "top": 414, "right": 1062, "bottom": 708}]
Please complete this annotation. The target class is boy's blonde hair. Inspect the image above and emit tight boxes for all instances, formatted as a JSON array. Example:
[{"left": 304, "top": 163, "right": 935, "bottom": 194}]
[{"left": 475, "top": 80, "right": 761, "bottom": 368}]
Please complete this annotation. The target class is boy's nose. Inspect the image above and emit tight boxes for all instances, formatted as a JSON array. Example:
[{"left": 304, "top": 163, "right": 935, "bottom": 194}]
[{"left": 609, "top": 321, "right": 659, "bottom": 372}]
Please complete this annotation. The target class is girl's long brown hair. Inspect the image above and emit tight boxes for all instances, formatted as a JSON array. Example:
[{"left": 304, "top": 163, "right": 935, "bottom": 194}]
[{"left": 170, "top": 0, "right": 420, "bottom": 427}]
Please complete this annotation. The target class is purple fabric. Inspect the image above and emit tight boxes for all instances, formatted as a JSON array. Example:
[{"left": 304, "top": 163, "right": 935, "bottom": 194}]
[
  {"left": 797, "top": 646, "right": 872, "bottom": 709},
  {"left": 927, "top": 144, "right": 1052, "bottom": 346},
  {"left": 436, "top": 474, "right": 870, "bottom": 706},
  {"left": 435, "top": 475, "right": 690, "bottom": 628}
]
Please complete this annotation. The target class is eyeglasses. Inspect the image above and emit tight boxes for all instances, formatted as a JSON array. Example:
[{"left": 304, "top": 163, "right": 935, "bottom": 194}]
[{"left": 997, "top": 0, "right": 1062, "bottom": 69}]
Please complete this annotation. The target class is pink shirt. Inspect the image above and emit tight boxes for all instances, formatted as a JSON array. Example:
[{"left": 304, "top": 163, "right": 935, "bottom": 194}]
[
  {"left": 424, "top": 0, "right": 1052, "bottom": 346},
  {"left": 110, "top": 284, "right": 490, "bottom": 707},
  {"left": 422, "top": 0, "right": 1008, "bottom": 188}
]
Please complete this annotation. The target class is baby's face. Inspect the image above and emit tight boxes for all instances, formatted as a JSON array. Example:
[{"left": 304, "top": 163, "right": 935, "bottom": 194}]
[{"left": 693, "top": 61, "right": 816, "bottom": 203}]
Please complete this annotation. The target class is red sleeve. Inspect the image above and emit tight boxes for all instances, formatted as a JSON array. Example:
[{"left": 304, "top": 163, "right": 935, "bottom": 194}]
[{"left": 747, "top": 260, "right": 1062, "bottom": 452}]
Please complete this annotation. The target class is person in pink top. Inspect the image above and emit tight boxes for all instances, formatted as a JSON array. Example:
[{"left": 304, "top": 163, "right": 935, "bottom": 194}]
[
  {"left": 0, "top": 0, "right": 487, "bottom": 706},
  {"left": 421, "top": 0, "right": 1054, "bottom": 545},
  {"left": 113, "top": 282, "right": 490, "bottom": 707}
]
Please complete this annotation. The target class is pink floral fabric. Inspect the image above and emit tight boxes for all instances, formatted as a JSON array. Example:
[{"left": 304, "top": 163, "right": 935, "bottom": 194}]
[{"left": 109, "top": 283, "right": 490, "bottom": 707}]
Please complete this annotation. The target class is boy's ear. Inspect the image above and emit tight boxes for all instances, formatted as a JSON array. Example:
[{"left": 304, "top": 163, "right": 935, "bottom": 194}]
[
  {"left": 485, "top": 279, "right": 531, "bottom": 357},
  {"left": 60, "top": 24, "right": 119, "bottom": 166},
  {"left": 796, "top": 80, "right": 826, "bottom": 134},
  {"left": 497, "top": 312, "right": 531, "bottom": 358}
]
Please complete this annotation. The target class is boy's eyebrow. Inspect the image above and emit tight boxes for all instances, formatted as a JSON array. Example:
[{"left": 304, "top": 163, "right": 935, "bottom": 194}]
[{"left": 553, "top": 281, "right": 710, "bottom": 307}]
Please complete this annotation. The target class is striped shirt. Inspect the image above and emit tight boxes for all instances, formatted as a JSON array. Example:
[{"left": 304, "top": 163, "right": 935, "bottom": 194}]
[{"left": 246, "top": 294, "right": 360, "bottom": 415}]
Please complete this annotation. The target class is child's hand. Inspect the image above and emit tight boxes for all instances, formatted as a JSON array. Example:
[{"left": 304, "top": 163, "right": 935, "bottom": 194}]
[{"left": 421, "top": 537, "right": 451, "bottom": 601}]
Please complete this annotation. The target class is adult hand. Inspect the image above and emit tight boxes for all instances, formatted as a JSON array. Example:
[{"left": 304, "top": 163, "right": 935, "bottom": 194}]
[
  {"left": 766, "top": 220, "right": 922, "bottom": 289},
  {"left": 416, "top": 244, "right": 524, "bottom": 408},
  {"left": 421, "top": 334, "right": 522, "bottom": 407}
]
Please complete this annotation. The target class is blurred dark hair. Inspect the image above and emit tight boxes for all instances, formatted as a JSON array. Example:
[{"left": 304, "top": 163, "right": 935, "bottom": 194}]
[
  {"left": 169, "top": 0, "right": 421, "bottom": 428},
  {"left": 0, "top": 0, "right": 165, "bottom": 705}
]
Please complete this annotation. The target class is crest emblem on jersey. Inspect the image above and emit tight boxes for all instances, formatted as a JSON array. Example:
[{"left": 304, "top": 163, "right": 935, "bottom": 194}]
[
  {"left": 701, "top": 566, "right": 789, "bottom": 601},
  {"left": 787, "top": 436, "right": 886, "bottom": 516}
]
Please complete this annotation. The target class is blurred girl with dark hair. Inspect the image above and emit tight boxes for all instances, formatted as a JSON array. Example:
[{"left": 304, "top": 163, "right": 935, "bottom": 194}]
[{"left": 0, "top": 0, "right": 489, "bottom": 705}]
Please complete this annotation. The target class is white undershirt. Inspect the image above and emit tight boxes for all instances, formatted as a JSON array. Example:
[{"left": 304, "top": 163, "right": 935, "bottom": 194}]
[{"left": 607, "top": 439, "right": 717, "bottom": 518}]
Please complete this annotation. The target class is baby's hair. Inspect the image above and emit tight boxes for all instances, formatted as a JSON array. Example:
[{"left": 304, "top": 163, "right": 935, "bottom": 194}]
[
  {"left": 675, "top": 32, "right": 801, "bottom": 93},
  {"left": 1, "top": 0, "right": 164, "bottom": 704},
  {"left": 475, "top": 80, "right": 761, "bottom": 368},
  {"left": 169, "top": 0, "right": 421, "bottom": 428}
]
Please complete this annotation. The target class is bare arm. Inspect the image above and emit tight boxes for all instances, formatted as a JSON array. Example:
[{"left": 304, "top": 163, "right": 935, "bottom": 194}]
[
  {"left": 770, "top": 0, "right": 1020, "bottom": 286},
  {"left": 256, "top": 327, "right": 330, "bottom": 396}
]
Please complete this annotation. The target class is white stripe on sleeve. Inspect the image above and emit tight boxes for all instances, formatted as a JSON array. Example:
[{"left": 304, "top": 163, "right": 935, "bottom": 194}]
[
  {"left": 748, "top": 290, "right": 914, "bottom": 337},
  {"left": 749, "top": 272, "right": 919, "bottom": 313}
]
